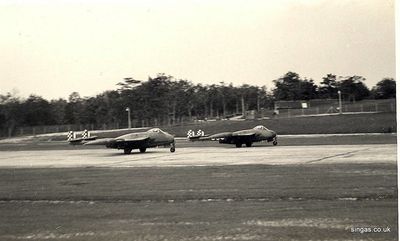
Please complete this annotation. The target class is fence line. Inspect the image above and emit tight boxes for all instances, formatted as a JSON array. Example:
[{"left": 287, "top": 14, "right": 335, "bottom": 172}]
[{"left": 267, "top": 99, "right": 395, "bottom": 118}]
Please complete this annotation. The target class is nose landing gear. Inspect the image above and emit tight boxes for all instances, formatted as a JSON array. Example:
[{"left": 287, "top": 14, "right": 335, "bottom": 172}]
[
  {"left": 273, "top": 137, "right": 278, "bottom": 146},
  {"left": 170, "top": 141, "right": 176, "bottom": 152}
]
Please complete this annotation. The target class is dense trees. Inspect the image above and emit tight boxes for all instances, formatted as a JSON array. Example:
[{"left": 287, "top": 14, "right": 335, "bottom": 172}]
[
  {"left": 272, "top": 72, "right": 319, "bottom": 101},
  {"left": 371, "top": 78, "right": 396, "bottom": 99},
  {"left": 338, "top": 76, "right": 370, "bottom": 102},
  {"left": 0, "top": 72, "right": 395, "bottom": 136},
  {"left": 318, "top": 74, "right": 339, "bottom": 99},
  {"left": 272, "top": 72, "right": 375, "bottom": 102}
]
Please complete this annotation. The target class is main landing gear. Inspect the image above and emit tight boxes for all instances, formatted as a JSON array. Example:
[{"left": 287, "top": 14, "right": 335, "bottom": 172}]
[
  {"left": 123, "top": 147, "right": 146, "bottom": 154},
  {"left": 235, "top": 142, "right": 253, "bottom": 148},
  {"left": 124, "top": 148, "right": 132, "bottom": 154}
]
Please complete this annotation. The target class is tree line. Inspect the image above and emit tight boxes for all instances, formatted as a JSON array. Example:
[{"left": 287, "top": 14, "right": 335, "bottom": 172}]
[{"left": 0, "top": 72, "right": 396, "bottom": 134}]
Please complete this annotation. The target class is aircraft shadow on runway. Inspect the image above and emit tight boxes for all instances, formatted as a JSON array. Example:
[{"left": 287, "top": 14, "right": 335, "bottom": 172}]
[
  {"left": 100, "top": 145, "right": 275, "bottom": 156},
  {"left": 101, "top": 151, "right": 160, "bottom": 157}
]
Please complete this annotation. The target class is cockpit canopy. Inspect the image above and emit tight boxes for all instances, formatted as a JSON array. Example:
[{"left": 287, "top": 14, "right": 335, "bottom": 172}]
[
  {"left": 253, "top": 125, "right": 270, "bottom": 131},
  {"left": 147, "top": 128, "right": 165, "bottom": 134}
]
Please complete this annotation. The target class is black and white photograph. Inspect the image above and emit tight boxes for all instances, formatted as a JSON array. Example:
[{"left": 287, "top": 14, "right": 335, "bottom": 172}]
[{"left": 0, "top": 0, "right": 397, "bottom": 240}]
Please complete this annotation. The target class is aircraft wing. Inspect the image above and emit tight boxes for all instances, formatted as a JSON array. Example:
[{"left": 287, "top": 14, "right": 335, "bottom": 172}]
[
  {"left": 84, "top": 138, "right": 115, "bottom": 145},
  {"left": 84, "top": 136, "right": 149, "bottom": 145},
  {"left": 114, "top": 136, "right": 150, "bottom": 144},
  {"left": 232, "top": 129, "right": 257, "bottom": 137},
  {"left": 228, "top": 130, "right": 258, "bottom": 143},
  {"left": 208, "top": 132, "right": 233, "bottom": 140},
  {"left": 68, "top": 136, "right": 97, "bottom": 144}
]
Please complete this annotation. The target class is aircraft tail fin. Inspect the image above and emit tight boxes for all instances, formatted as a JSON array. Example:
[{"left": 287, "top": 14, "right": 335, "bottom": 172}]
[
  {"left": 67, "top": 129, "right": 97, "bottom": 144},
  {"left": 67, "top": 131, "right": 76, "bottom": 141},
  {"left": 187, "top": 129, "right": 205, "bottom": 141},
  {"left": 82, "top": 129, "right": 91, "bottom": 138}
]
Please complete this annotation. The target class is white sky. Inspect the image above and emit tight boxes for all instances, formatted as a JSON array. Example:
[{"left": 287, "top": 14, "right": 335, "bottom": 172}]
[{"left": 0, "top": 0, "right": 396, "bottom": 100}]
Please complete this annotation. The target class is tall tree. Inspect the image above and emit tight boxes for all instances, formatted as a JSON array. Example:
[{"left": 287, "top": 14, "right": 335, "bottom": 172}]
[
  {"left": 273, "top": 72, "right": 318, "bottom": 100},
  {"left": 273, "top": 72, "right": 301, "bottom": 100},
  {"left": 64, "top": 92, "right": 84, "bottom": 124},
  {"left": 50, "top": 99, "right": 68, "bottom": 125},
  {"left": 21, "top": 95, "right": 54, "bottom": 126},
  {"left": 338, "top": 76, "right": 370, "bottom": 102},
  {"left": 319, "top": 74, "right": 339, "bottom": 98},
  {"left": 372, "top": 78, "right": 396, "bottom": 99}
]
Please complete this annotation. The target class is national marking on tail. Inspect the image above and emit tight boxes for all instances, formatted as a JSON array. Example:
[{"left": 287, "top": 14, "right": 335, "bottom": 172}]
[
  {"left": 67, "top": 129, "right": 97, "bottom": 144},
  {"left": 187, "top": 129, "right": 205, "bottom": 140}
]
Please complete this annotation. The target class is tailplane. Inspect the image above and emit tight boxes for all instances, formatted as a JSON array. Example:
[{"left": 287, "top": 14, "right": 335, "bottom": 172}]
[
  {"left": 67, "top": 129, "right": 97, "bottom": 144},
  {"left": 187, "top": 129, "right": 205, "bottom": 141}
]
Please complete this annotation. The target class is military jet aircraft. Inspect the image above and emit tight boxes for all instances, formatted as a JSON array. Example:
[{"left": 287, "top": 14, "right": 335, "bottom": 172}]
[
  {"left": 68, "top": 128, "right": 175, "bottom": 154},
  {"left": 187, "top": 125, "right": 277, "bottom": 148}
]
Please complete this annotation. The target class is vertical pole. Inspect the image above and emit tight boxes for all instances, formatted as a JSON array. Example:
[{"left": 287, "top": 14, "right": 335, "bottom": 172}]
[
  {"left": 241, "top": 96, "right": 245, "bottom": 117},
  {"left": 360, "top": 104, "right": 363, "bottom": 112},
  {"left": 338, "top": 91, "right": 342, "bottom": 114},
  {"left": 316, "top": 107, "right": 319, "bottom": 115},
  {"left": 126, "top": 107, "right": 131, "bottom": 129},
  {"left": 375, "top": 103, "right": 378, "bottom": 112}
]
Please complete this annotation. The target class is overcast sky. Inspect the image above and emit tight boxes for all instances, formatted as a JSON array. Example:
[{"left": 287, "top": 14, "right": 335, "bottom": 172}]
[{"left": 0, "top": 0, "right": 396, "bottom": 100}]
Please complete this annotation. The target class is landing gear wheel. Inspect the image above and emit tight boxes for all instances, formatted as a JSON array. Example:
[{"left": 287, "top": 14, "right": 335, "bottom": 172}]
[
  {"left": 273, "top": 137, "right": 278, "bottom": 146},
  {"left": 124, "top": 148, "right": 132, "bottom": 154},
  {"left": 235, "top": 143, "right": 242, "bottom": 148},
  {"left": 139, "top": 148, "right": 147, "bottom": 153},
  {"left": 245, "top": 142, "right": 252, "bottom": 147},
  {"left": 170, "top": 141, "right": 176, "bottom": 153}
]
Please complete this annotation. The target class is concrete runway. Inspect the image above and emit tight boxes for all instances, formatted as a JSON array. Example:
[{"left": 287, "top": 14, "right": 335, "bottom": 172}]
[
  {"left": 0, "top": 144, "right": 396, "bottom": 168},
  {"left": 0, "top": 138, "right": 397, "bottom": 240}
]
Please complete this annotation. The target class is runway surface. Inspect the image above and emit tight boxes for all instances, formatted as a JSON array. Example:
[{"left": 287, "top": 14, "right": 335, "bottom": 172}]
[
  {"left": 0, "top": 136, "right": 397, "bottom": 240},
  {"left": 0, "top": 144, "right": 396, "bottom": 168}
]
